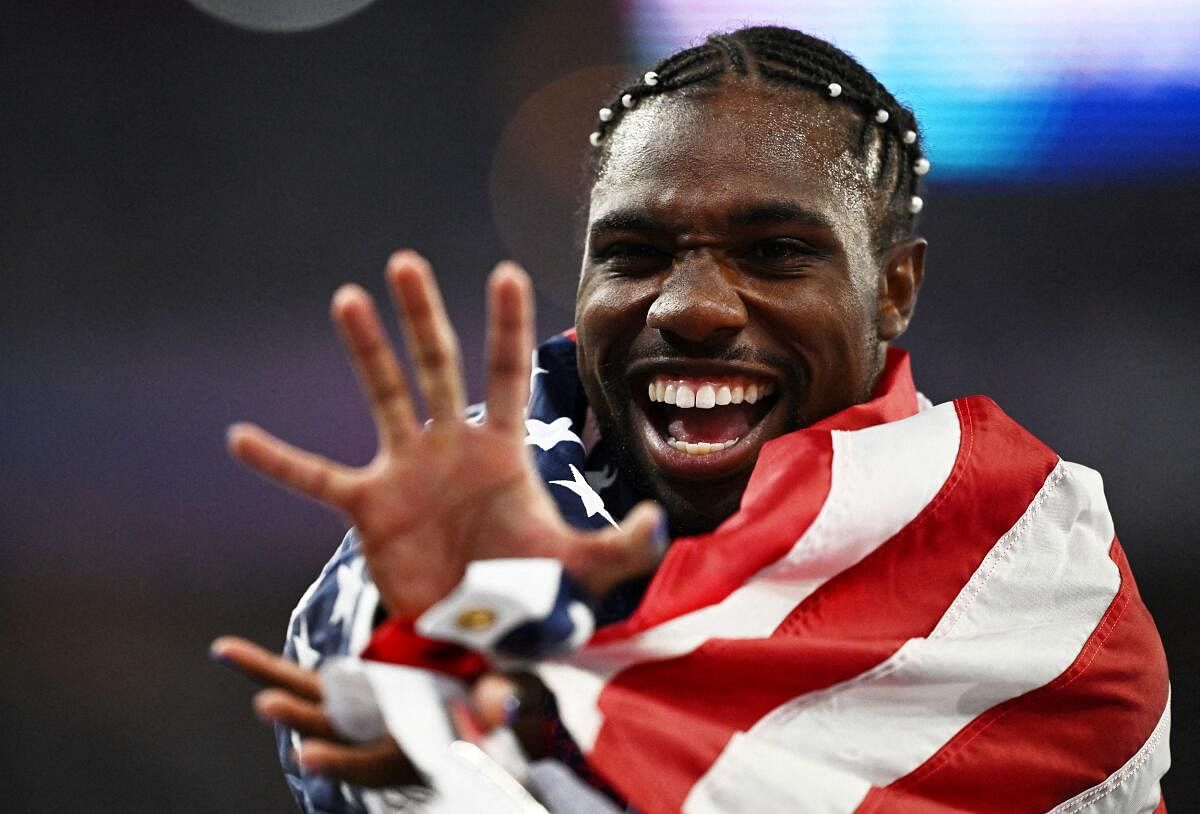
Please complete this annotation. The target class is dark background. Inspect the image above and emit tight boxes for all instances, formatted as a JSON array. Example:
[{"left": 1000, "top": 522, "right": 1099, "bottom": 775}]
[{"left": 2, "top": 2, "right": 1194, "bottom": 810}]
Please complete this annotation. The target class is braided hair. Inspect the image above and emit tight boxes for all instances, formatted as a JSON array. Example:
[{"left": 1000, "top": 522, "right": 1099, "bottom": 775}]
[{"left": 586, "top": 26, "right": 929, "bottom": 251}]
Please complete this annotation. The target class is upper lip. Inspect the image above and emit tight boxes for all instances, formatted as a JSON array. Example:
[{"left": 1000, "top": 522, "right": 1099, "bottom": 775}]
[{"left": 624, "top": 358, "right": 783, "bottom": 388}]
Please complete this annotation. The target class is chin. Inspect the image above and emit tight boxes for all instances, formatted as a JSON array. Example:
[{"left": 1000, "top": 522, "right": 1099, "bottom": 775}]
[
  {"left": 602, "top": 411, "right": 755, "bottom": 536},
  {"left": 654, "top": 475, "right": 750, "bottom": 537}
]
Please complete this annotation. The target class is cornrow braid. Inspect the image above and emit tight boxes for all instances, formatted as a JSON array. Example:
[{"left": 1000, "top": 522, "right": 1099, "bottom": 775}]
[
  {"left": 708, "top": 34, "right": 748, "bottom": 75},
  {"left": 587, "top": 26, "right": 929, "bottom": 249}
]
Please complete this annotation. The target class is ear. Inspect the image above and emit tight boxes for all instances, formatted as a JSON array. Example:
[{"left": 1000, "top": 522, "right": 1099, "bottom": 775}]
[{"left": 876, "top": 237, "right": 926, "bottom": 341}]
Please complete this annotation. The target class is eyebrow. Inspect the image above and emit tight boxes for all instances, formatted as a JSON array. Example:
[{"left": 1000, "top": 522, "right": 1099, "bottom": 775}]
[
  {"left": 588, "top": 211, "right": 663, "bottom": 240},
  {"left": 728, "top": 202, "right": 834, "bottom": 231},
  {"left": 588, "top": 201, "right": 834, "bottom": 242}
]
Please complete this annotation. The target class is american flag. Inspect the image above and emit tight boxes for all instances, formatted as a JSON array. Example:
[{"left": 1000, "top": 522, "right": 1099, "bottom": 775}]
[{"left": 280, "top": 334, "right": 1171, "bottom": 813}]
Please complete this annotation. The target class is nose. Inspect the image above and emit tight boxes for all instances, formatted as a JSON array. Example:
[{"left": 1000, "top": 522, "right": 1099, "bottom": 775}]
[{"left": 646, "top": 251, "right": 748, "bottom": 347}]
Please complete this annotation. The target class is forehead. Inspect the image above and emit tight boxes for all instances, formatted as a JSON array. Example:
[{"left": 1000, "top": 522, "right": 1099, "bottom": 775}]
[{"left": 590, "top": 83, "right": 880, "bottom": 231}]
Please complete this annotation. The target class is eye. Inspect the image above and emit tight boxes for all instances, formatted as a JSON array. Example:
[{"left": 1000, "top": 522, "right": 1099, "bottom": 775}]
[
  {"left": 748, "top": 238, "right": 820, "bottom": 265},
  {"left": 591, "top": 242, "right": 669, "bottom": 273}
]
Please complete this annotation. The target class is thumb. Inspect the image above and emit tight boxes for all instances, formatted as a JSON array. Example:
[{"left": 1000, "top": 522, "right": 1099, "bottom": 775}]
[
  {"left": 470, "top": 672, "right": 553, "bottom": 759},
  {"left": 562, "top": 501, "right": 669, "bottom": 597}
]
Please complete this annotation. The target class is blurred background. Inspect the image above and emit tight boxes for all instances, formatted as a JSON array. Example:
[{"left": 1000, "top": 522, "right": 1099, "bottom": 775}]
[{"left": 2, "top": 0, "right": 1196, "bottom": 810}]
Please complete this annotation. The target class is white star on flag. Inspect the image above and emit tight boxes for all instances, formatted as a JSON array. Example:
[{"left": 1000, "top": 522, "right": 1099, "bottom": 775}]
[
  {"left": 551, "top": 464, "right": 618, "bottom": 527},
  {"left": 525, "top": 416, "right": 583, "bottom": 451},
  {"left": 329, "top": 563, "right": 363, "bottom": 629},
  {"left": 585, "top": 464, "right": 618, "bottom": 492},
  {"left": 293, "top": 615, "right": 320, "bottom": 670}
]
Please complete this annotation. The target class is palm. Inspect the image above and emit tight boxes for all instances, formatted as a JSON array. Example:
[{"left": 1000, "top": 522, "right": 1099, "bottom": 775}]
[
  {"left": 229, "top": 251, "right": 659, "bottom": 618},
  {"left": 349, "top": 423, "right": 567, "bottom": 614}
]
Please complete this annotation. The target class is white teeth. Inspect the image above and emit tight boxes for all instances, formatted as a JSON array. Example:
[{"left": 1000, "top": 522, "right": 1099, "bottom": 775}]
[
  {"left": 676, "top": 384, "right": 695, "bottom": 408},
  {"left": 667, "top": 436, "right": 739, "bottom": 455},
  {"left": 647, "top": 378, "right": 775, "bottom": 407}
]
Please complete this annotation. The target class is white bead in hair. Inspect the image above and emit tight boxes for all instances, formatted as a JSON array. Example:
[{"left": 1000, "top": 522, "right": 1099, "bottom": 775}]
[
  {"left": 599, "top": 107, "right": 613, "bottom": 122},
  {"left": 875, "top": 109, "right": 890, "bottom": 124},
  {"left": 622, "top": 93, "right": 636, "bottom": 109},
  {"left": 903, "top": 130, "right": 917, "bottom": 145},
  {"left": 589, "top": 131, "right": 603, "bottom": 147},
  {"left": 643, "top": 71, "right": 659, "bottom": 86},
  {"left": 827, "top": 82, "right": 842, "bottom": 98},
  {"left": 914, "top": 157, "right": 931, "bottom": 176},
  {"left": 908, "top": 195, "right": 924, "bottom": 214}
]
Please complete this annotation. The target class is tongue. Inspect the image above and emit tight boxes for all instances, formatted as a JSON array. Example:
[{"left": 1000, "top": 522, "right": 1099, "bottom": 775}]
[{"left": 667, "top": 404, "right": 755, "bottom": 443}]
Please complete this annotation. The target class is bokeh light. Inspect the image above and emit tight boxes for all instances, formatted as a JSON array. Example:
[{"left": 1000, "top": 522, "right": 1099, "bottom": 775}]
[
  {"left": 186, "top": 0, "right": 380, "bottom": 33},
  {"left": 625, "top": 0, "right": 1200, "bottom": 180}
]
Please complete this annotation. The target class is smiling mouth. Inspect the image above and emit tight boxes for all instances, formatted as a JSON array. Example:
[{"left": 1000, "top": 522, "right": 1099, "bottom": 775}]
[
  {"left": 647, "top": 375, "right": 776, "bottom": 453},
  {"left": 630, "top": 369, "right": 786, "bottom": 478}
]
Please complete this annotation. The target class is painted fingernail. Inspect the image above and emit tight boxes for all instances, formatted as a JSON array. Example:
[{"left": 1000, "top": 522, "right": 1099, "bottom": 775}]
[
  {"left": 651, "top": 513, "right": 671, "bottom": 560},
  {"left": 208, "top": 642, "right": 235, "bottom": 670},
  {"left": 502, "top": 691, "right": 523, "bottom": 727}
]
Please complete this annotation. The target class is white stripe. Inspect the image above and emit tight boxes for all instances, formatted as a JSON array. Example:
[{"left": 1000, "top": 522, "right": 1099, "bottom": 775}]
[
  {"left": 684, "top": 461, "right": 1120, "bottom": 814},
  {"left": 1046, "top": 688, "right": 1171, "bottom": 814},
  {"left": 538, "top": 402, "right": 962, "bottom": 752},
  {"left": 683, "top": 734, "right": 871, "bottom": 813}
]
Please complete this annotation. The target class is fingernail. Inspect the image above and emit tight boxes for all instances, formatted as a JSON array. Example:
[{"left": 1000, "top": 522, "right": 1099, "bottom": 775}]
[
  {"left": 651, "top": 513, "right": 671, "bottom": 560},
  {"left": 502, "top": 691, "right": 523, "bottom": 727},
  {"left": 298, "top": 743, "right": 324, "bottom": 773},
  {"left": 224, "top": 424, "right": 245, "bottom": 448},
  {"left": 253, "top": 693, "right": 277, "bottom": 724},
  {"left": 209, "top": 641, "right": 234, "bottom": 669},
  {"left": 332, "top": 284, "right": 362, "bottom": 309}
]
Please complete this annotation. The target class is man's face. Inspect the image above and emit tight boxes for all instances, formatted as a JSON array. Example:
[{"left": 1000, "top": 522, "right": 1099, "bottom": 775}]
[{"left": 575, "top": 83, "right": 892, "bottom": 535}]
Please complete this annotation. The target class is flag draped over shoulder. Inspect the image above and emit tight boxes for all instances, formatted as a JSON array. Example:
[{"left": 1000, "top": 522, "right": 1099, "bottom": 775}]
[{"left": 283, "top": 333, "right": 1171, "bottom": 814}]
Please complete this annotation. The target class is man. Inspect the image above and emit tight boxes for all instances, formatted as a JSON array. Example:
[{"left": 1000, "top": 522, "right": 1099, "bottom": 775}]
[{"left": 213, "top": 26, "right": 1171, "bottom": 813}]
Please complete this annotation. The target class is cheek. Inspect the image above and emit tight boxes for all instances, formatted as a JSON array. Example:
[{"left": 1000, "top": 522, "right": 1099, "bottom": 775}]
[
  {"left": 757, "top": 279, "right": 865, "bottom": 342},
  {"left": 575, "top": 275, "right": 653, "bottom": 360}
]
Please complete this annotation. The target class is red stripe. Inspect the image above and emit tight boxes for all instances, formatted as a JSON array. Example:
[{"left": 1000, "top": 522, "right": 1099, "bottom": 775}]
[
  {"left": 588, "top": 398, "right": 1060, "bottom": 814},
  {"left": 856, "top": 539, "right": 1170, "bottom": 814},
  {"left": 360, "top": 617, "right": 487, "bottom": 681}
]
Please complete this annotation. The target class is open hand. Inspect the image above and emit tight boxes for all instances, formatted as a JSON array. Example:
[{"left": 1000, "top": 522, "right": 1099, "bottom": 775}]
[
  {"left": 211, "top": 636, "right": 420, "bottom": 787},
  {"left": 227, "top": 251, "right": 662, "bottom": 618},
  {"left": 211, "top": 636, "right": 554, "bottom": 787}
]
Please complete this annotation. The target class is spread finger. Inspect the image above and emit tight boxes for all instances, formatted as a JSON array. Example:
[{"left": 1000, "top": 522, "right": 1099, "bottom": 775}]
[
  {"left": 484, "top": 262, "right": 534, "bottom": 434},
  {"left": 210, "top": 635, "right": 323, "bottom": 701},
  {"left": 387, "top": 250, "right": 467, "bottom": 424},
  {"left": 226, "top": 423, "right": 359, "bottom": 510},
  {"left": 255, "top": 688, "right": 339, "bottom": 740},
  {"left": 331, "top": 283, "right": 419, "bottom": 451}
]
